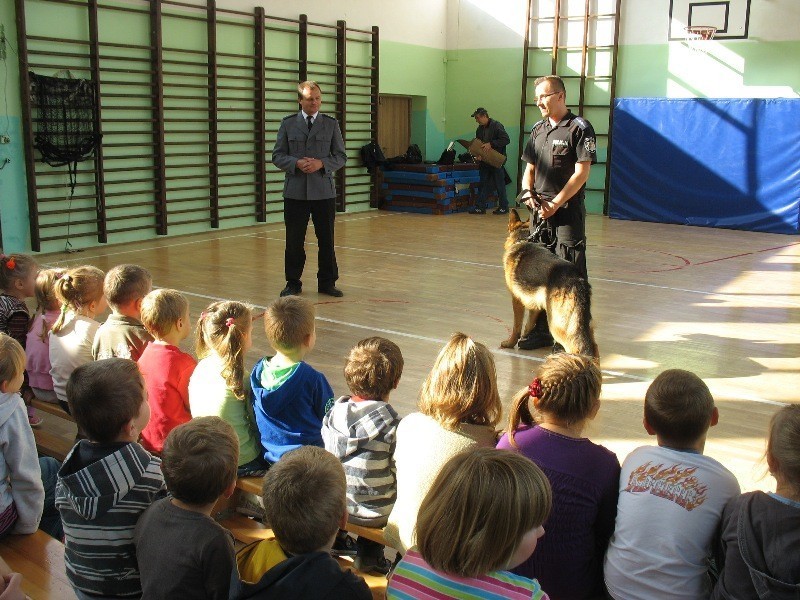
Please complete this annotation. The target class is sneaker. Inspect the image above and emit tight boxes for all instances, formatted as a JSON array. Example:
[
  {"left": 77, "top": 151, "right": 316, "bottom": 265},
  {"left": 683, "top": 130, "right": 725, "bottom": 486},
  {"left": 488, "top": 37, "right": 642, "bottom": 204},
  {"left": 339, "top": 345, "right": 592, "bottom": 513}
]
[
  {"left": 235, "top": 492, "right": 264, "bottom": 518},
  {"left": 517, "top": 331, "right": 554, "bottom": 350},
  {"left": 468, "top": 207, "right": 486, "bottom": 214},
  {"left": 354, "top": 553, "right": 393, "bottom": 576},
  {"left": 492, "top": 207, "right": 509, "bottom": 215},
  {"left": 331, "top": 531, "right": 358, "bottom": 557},
  {"left": 28, "top": 408, "right": 43, "bottom": 428}
]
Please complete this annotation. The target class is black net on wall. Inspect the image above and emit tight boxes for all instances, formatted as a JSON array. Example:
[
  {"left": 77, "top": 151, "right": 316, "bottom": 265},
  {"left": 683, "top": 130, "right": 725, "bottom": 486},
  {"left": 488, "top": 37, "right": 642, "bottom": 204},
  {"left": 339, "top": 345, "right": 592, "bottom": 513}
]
[{"left": 30, "top": 72, "right": 101, "bottom": 172}]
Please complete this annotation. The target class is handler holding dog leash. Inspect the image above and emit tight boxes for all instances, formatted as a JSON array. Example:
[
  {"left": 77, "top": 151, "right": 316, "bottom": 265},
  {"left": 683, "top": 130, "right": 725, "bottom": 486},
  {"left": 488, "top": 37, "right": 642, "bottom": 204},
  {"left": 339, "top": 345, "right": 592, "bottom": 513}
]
[{"left": 517, "top": 75, "right": 597, "bottom": 351}]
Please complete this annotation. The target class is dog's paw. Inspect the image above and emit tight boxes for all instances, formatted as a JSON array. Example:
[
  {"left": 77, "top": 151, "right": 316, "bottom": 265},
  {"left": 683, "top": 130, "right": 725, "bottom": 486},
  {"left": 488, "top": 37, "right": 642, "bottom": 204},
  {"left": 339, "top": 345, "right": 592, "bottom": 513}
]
[{"left": 500, "top": 338, "right": 518, "bottom": 349}]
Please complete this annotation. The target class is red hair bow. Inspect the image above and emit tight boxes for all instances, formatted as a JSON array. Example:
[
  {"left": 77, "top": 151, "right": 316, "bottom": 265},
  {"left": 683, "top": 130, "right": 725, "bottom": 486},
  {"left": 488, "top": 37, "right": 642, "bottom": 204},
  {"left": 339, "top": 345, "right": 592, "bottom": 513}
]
[
  {"left": 225, "top": 317, "right": 235, "bottom": 328},
  {"left": 3, "top": 257, "right": 15, "bottom": 270},
  {"left": 528, "top": 377, "right": 543, "bottom": 398}
]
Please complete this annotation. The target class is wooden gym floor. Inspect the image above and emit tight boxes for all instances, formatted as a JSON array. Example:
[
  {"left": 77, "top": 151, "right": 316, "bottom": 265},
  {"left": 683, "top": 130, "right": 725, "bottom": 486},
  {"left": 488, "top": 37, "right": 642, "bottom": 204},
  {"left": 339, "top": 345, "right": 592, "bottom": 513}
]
[{"left": 42, "top": 209, "right": 800, "bottom": 493}]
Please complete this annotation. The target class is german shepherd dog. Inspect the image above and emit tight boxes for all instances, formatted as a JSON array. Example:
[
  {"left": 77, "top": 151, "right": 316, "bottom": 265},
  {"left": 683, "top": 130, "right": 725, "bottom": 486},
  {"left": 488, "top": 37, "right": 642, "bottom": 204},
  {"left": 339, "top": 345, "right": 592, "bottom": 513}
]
[{"left": 501, "top": 208, "right": 598, "bottom": 357}]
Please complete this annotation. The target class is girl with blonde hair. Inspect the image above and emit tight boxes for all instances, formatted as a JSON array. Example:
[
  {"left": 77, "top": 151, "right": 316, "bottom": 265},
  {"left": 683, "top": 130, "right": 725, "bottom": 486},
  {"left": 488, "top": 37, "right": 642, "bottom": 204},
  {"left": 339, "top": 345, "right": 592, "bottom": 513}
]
[
  {"left": 498, "top": 352, "right": 620, "bottom": 599},
  {"left": 189, "top": 300, "right": 267, "bottom": 476},
  {"left": 25, "top": 268, "right": 66, "bottom": 404},
  {"left": 384, "top": 332, "right": 501, "bottom": 553}
]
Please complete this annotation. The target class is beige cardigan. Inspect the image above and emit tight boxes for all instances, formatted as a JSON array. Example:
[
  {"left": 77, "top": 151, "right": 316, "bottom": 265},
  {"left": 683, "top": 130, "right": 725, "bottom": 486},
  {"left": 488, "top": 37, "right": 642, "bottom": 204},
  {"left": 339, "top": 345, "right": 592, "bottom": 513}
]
[{"left": 383, "top": 412, "right": 497, "bottom": 552}]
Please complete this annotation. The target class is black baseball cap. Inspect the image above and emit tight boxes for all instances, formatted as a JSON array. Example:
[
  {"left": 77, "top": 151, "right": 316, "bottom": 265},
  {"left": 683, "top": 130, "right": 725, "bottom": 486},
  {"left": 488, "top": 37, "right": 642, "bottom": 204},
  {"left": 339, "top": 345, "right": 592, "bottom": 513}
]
[{"left": 471, "top": 107, "right": 488, "bottom": 117}]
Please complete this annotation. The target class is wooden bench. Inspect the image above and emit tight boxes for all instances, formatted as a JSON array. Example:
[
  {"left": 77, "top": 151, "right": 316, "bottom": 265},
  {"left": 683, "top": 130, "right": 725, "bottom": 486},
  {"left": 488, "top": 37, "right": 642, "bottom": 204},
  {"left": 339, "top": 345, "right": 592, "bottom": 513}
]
[
  {"left": 0, "top": 530, "right": 77, "bottom": 600},
  {"left": 31, "top": 399, "right": 74, "bottom": 423},
  {"left": 31, "top": 401, "right": 78, "bottom": 463},
  {"left": 217, "top": 513, "right": 387, "bottom": 600},
  {"left": 235, "top": 476, "right": 390, "bottom": 548}
]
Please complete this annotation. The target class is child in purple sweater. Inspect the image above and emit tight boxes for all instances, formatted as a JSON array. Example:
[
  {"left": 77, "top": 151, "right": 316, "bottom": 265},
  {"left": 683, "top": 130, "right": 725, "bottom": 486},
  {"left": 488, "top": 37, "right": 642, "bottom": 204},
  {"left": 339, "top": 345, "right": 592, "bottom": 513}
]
[{"left": 497, "top": 353, "right": 620, "bottom": 599}]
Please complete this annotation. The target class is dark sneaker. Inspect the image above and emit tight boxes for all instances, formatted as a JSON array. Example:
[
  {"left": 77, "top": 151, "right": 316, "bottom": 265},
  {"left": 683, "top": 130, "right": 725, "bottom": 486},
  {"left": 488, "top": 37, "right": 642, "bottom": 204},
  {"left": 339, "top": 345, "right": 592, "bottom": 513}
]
[
  {"left": 279, "top": 282, "right": 301, "bottom": 297},
  {"left": 331, "top": 531, "right": 358, "bottom": 557},
  {"left": 318, "top": 285, "right": 344, "bottom": 297},
  {"left": 468, "top": 207, "right": 486, "bottom": 214},
  {"left": 354, "top": 553, "right": 393, "bottom": 576},
  {"left": 517, "top": 331, "right": 554, "bottom": 350},
  {"left": 492, "top": 207, "right": 509, "bottom": 215}
]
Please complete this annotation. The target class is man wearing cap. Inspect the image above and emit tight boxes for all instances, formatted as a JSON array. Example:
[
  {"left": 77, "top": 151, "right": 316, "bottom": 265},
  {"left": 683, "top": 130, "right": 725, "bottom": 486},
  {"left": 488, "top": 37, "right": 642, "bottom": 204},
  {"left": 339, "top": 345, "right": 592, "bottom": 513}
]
[
  {"left": 468, "top": 108, "right": 510, "bottom": 215},
  {"left": 517, "top": 75, "right": 597, "bottom": 351}
]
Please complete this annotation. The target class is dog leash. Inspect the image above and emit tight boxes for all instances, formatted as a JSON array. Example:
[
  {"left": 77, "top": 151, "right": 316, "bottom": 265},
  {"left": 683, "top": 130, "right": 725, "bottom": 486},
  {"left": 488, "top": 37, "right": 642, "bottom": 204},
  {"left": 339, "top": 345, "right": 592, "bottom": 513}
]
[{"left": 516, "top": 189, "right": 553, "bottom": 246}]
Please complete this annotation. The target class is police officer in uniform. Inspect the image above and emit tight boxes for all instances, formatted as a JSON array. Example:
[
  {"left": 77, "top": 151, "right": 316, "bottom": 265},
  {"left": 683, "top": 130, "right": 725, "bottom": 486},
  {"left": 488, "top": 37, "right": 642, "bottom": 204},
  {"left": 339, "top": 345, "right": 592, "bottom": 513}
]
[
  {"left": 272, "top": 80, "right": 348, "bottom": 297},
  {"left": 518, "top": 75, "right": 597, "bottom": 350},
  {"left": 468, "top": 107, "right": 511, "bottom": 215}
]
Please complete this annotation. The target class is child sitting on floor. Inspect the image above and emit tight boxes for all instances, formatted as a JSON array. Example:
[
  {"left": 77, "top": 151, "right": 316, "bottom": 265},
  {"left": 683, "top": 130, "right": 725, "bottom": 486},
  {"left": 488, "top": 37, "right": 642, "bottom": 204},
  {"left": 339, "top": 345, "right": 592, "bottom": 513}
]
[
  {"left": 388, "top": 447, "right": 552, "bottom": 599},
  {"left": 231, "top": 446, "right": 371, "bottom": 600},
  {"left": 497, "top": 353, "right": 620, "bottom": 599},
  {"left": 250, "top": 296, "right": 334, "bottom": 464},
  {"left": 604, "top": 369, "right": 741, "bottom": 600},
  {"left": 138, "top": 289, "right": 196, "bottom": 454},
  {"left": 135, "top": 416, "right": 239, "bottom": 600},
  {"left": 92, "top": 264, "right": 153, "bottom": 361},
  {"left": 56, "top": 358, "right": 166, "bottom": 598},
  {"left": 189, "top": 300, "right": 267, "bottom": 477},
  {"left": 322, "top": 336, "right": 403, "bottom": 573}
]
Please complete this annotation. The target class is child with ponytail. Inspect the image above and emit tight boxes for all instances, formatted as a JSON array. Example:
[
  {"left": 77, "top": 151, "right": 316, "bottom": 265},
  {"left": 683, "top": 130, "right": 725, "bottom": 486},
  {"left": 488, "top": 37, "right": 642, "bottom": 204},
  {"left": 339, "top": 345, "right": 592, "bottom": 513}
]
[
  {"left": 189, "top": 301, "right": 267, "bottom": 476},
  {"left": 48, "top": 265, "right": 106, "bottom": 412},
  {"left": 497, "top": 353, "right": 620, "bottom": 600},
  {"left": 712, "top": 404, "right": 800, "bottom": 598},
  {"left": 25, "top": 268, "right": 66, "bottom": 404}
]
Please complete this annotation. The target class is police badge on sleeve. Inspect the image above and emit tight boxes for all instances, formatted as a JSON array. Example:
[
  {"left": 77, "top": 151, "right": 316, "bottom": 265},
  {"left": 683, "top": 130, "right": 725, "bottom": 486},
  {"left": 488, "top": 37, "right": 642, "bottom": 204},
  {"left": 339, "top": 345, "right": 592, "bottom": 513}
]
[{"left": 584, "top": 137, "right": 596, "bottom": 153}]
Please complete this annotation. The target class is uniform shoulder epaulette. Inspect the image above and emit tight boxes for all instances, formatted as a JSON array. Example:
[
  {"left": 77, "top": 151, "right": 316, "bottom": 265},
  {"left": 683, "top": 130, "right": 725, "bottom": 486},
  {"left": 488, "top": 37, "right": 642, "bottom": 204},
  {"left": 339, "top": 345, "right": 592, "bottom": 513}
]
[
  {"left": 320, "top": 113, "right": 336, "bottom": 121},
  {"left": 531, "top": 119, "right": 546, "bottom": 132},
  {"left": 282, "top": 114, "right": 295, "bottom": 121},
  {"left": 572, "top": 116, "right": 589, "bottom": 130}
]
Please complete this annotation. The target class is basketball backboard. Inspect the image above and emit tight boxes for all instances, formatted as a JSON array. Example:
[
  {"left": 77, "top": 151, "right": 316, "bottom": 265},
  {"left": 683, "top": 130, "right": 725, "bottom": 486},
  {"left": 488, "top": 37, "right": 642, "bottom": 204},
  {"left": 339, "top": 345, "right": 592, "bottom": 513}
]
[{"left": 668, "top": 0, "right": 751, "bottom": 39}]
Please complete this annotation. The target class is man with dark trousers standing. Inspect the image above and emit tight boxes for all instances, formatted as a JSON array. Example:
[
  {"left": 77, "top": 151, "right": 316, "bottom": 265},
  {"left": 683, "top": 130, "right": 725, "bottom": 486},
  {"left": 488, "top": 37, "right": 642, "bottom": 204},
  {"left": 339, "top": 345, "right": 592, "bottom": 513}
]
[
  {"left": 518, "top": 75, "right": 597, "bottom": 350},
  {"left": 468, "top": 107, "right": 511, "bottom": 215},
  {"left": 272, "top": 81, "right": 348, "bottom": 298}
]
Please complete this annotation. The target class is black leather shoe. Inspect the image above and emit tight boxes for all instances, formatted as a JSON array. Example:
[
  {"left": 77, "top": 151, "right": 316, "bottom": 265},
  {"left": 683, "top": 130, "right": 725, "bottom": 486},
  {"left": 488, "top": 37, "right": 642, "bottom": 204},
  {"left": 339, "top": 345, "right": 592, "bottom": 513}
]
[
  {"left": 492, "top": 207, "right": 509, "bottom": 215},
  {"left": 279, "top": 283, "right": 301, "bottom": 297},
  {"left": 468, "top": 207, "right": 486, "bottom": 214},
  {"left": 517, "top": 331, "right": 554, "bottom": 350},
  {"left": 318, "top": 285, "right": 343, "bottom": 297}
]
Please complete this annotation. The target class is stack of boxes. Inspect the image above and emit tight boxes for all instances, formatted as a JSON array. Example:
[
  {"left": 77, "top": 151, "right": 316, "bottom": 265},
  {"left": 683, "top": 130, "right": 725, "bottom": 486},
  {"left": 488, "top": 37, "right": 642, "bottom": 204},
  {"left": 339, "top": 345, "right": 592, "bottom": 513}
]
[{"left": 380, "top": 163, "right": 498, "bottom": 214}]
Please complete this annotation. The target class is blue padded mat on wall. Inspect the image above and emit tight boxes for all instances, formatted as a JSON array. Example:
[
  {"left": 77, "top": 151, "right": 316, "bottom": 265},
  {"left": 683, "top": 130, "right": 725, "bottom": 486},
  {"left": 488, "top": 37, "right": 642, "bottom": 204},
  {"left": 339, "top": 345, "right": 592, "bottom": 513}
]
[{"left": 608, "top": 98, "right": 800, "bottom": 234}]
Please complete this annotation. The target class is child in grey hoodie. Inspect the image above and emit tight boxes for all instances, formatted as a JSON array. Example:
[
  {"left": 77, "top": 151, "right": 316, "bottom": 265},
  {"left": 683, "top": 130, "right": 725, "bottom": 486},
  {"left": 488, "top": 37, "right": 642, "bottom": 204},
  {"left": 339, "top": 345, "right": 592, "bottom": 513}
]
[{"left": 322, "top": 336, "right": 402, "bottom": 574}]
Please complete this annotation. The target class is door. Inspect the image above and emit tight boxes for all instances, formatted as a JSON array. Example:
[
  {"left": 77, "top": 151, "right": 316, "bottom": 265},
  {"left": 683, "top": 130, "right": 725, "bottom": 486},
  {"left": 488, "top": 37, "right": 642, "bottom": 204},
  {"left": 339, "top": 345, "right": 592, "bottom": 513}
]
[{"left": 378, "top": 95, "right": 411, "bottom": 159}]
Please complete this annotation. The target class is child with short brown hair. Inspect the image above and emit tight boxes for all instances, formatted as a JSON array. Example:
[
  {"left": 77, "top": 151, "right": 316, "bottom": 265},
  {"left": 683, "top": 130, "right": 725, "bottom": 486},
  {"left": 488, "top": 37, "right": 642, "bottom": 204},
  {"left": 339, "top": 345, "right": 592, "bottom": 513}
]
[
  {"left": 138, "top": 289, "right": 196, "bottom": 453},
  {"left": 251, "top": 296, "right": 333, "bottom": 464},
  {"left": 92, "top": 264, "right": 153, "bottom": 361},
  {"left": 388, "top": 448, "right": 552, "bottom": 599},
  {"left": 135, "top": 416, "right": 239, "bottom": 600},
  {"left": 231, "top": 446, "right": 371, "bottom": 600},
  {"left": 322, "top": 336, "right": 403, "bottom": 573}
]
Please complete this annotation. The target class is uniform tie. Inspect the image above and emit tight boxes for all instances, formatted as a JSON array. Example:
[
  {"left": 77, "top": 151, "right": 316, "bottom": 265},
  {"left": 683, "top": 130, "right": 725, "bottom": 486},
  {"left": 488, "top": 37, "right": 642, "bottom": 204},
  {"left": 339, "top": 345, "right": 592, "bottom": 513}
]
[{"left": 307, "top": 115, "right": 313, "bottom": 131}]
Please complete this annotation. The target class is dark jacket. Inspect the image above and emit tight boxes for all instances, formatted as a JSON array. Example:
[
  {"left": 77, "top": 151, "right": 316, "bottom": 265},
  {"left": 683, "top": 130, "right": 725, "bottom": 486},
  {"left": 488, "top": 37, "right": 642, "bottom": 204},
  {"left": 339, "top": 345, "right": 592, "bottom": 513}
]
[
  {"left": 475, "top": 118, "right": 510, "bottom": 155},
  {"left": 712, "top": 491, "right": 800, "bottom": 599},
  {"left": 229, "top": 551, "right": 371, "bottom": 600}
]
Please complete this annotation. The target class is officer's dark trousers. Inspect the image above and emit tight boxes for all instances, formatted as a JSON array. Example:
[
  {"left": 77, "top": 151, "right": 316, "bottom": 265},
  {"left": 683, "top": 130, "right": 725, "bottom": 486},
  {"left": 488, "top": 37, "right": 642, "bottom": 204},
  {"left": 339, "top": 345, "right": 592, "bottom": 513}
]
[
  {"left": 284, "top": 197, "right": 338, "bottom": 288},
  {"left": 532, "top": 204, "right": 588, "bottom": 333},
  {"left": 477, "top": 165, "right": 509, "bottom": 210}
]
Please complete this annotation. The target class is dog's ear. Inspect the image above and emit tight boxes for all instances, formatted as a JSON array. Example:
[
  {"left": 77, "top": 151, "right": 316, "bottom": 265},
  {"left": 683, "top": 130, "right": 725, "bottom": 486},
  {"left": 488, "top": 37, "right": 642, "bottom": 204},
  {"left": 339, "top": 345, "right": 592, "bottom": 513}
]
[{"left": 510, "top": 208, "right": 521, "bottom": 224}]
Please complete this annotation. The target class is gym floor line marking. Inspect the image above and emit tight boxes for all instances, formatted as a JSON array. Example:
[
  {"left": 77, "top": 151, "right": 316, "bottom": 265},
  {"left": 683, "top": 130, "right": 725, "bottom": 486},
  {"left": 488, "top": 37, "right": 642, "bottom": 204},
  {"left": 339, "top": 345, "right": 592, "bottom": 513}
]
[{"left": 173, "top": 287, "right": 788, "bottom": 407}]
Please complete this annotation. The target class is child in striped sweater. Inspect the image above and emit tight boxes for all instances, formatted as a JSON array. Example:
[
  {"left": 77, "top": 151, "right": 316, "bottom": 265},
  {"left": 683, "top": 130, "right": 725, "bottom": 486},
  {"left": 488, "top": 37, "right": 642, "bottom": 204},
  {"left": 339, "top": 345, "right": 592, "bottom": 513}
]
[
  {"left": 322, "top": 336, "right": 403, "bottom": 574},
  {"left": 388, "top": 448, "right": 552, "bottom": 600}
]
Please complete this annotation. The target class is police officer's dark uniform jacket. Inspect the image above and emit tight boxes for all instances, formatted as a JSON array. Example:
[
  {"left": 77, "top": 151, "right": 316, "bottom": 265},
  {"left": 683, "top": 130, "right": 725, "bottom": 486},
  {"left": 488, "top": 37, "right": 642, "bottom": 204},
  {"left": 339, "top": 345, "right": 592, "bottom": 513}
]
[{"left": 522, "top": 110, "right": 596, "bottom": 279}]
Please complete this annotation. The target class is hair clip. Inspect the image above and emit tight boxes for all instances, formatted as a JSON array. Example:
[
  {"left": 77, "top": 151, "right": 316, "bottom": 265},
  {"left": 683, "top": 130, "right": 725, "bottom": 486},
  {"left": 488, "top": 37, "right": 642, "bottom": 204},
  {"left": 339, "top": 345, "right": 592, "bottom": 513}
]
[
  {"left": 199, "top": 311, "right": 207, "bottom": 321},
  {"left": 4, "top": 258, "right": 15, "bottom": 270},
  {"left": 528, "top": 377, "right": 543, "bottom": 398},
  {"left": 225, "top": 317, "right": 235, "bottom": 328}
]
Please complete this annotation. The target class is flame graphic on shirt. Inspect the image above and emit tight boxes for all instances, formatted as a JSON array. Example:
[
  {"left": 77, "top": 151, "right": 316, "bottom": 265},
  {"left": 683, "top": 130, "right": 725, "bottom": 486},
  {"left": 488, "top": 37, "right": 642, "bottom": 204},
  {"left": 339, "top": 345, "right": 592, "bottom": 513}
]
[{"left": 624, "top": 462, "right": 708, "bottom": 511}]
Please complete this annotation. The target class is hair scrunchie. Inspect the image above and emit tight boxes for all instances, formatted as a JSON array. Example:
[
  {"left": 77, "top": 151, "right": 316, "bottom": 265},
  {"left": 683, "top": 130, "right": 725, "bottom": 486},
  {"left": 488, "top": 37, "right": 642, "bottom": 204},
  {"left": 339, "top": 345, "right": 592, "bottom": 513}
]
[
  {"left": 528, "top": 377, "right": 543, "bottom": 398},
  {"left": 225, "top": 317, "right": 235, "bottom": 328}
]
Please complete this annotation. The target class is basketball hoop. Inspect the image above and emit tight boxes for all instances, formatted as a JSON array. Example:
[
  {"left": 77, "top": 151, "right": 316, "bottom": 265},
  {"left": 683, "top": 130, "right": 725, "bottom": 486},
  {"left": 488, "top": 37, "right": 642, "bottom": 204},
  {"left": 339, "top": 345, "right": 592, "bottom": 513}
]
[{"left": 684, "top": 25, "right": 717, "bottom": 52}]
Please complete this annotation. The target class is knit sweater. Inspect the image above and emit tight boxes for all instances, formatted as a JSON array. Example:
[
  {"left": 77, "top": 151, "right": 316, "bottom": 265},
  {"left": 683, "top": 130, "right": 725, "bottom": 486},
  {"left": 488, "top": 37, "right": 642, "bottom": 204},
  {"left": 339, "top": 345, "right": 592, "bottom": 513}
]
[
  {"left": 322, "top": 396, "right": 400, "bottom": 526},
  {"left": 384, "top": 412, "right": 498, "bottom": 552},
  {"left": 56, "top": 440, "right": 166, "bottom": 597}
]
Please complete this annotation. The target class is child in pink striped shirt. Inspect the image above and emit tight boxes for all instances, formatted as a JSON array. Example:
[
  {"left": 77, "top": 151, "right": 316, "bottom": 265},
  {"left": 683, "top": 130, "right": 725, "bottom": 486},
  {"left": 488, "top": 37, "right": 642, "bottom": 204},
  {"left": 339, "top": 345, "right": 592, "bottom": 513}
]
[{"left": 388, "top": 448, "right": 552, "bottom": 600}]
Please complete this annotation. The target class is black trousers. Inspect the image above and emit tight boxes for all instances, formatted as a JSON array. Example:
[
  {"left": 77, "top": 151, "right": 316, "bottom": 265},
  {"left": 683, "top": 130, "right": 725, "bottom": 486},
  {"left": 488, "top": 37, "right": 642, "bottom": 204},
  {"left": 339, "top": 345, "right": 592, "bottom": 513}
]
[
  {"left": 532, "top": 202, "right": 588, "bottom": 332},
  {"left": 284, "top": 197, "right": 338, "bottom": 288}
]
